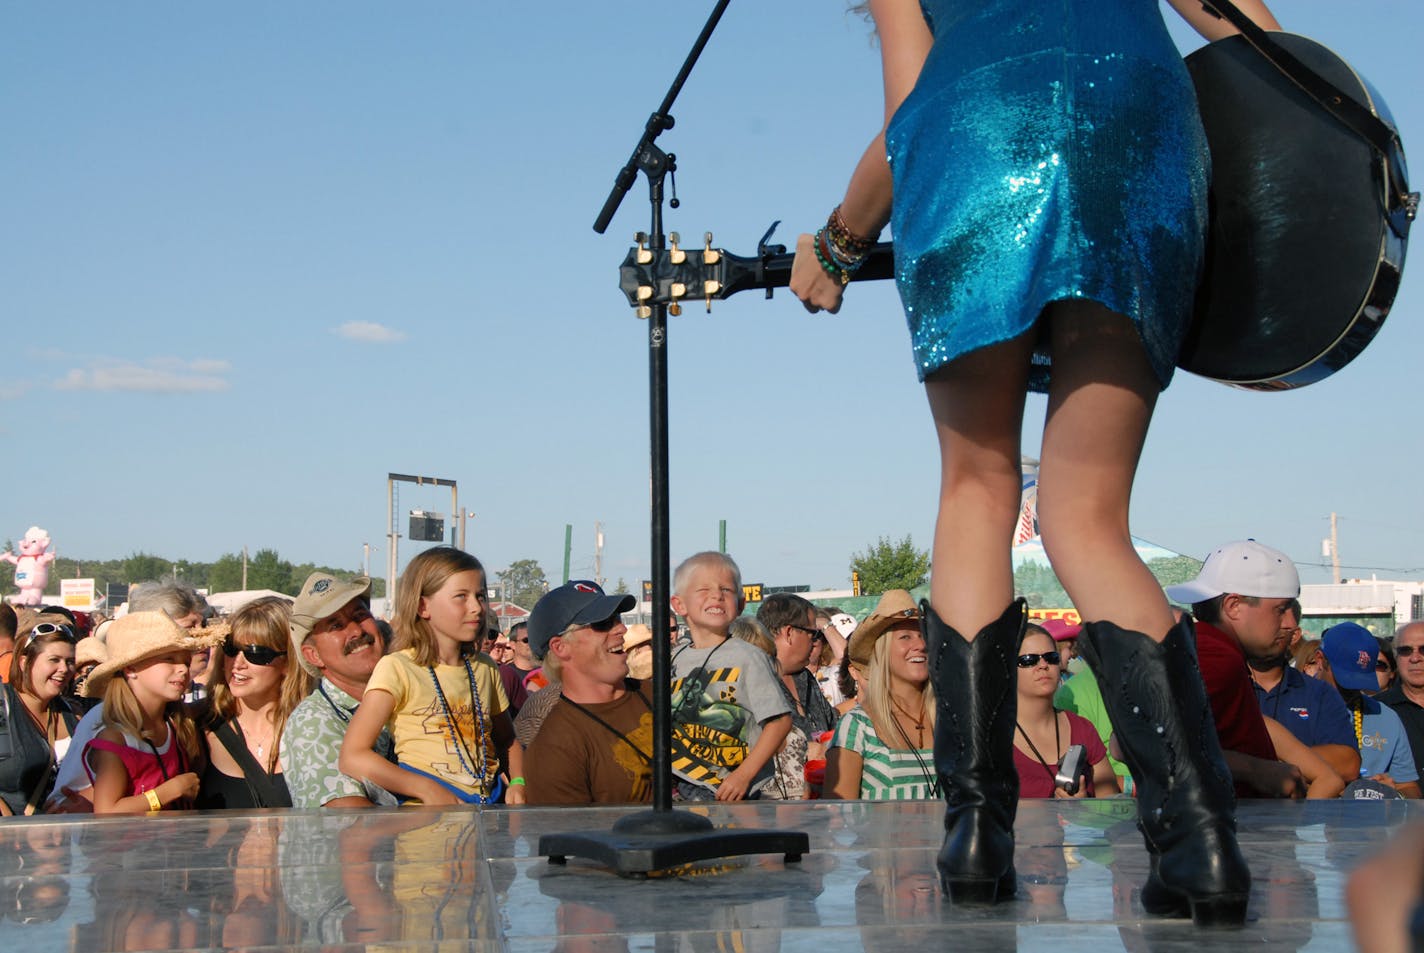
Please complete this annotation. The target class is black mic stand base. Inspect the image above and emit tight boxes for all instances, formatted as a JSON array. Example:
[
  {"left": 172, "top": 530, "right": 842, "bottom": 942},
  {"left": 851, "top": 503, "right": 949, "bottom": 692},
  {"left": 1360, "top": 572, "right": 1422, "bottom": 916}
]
[{"left": 540, "top": 809, "right": 808, "bottom": 878}]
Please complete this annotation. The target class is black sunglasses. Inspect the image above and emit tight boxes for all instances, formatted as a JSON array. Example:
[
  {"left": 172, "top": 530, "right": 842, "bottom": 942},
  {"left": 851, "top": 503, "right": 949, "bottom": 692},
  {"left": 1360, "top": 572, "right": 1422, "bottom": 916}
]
[
  {"left": 789, "top": 624, "right": 825, "bottom": 643},
  {"left": 587, "top": 617, "right": 622, "bottom": 633},
  {"left": 1017, "top": 651, "right": 1062, "bottom": 668},
  {"left": 223, "top": 640, "right": 287, "bottom": 666},
  {"left": 1397, "top": 645, "right": 1423, "bottom": 658}
]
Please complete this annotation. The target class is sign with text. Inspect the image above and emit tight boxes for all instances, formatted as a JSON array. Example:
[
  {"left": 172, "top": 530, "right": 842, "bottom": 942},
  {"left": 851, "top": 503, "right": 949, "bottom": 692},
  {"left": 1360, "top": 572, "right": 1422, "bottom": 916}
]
[
  {"left": 742, "top": 583, "right": 763, "bottom": 603},
  {"left": 60, "top": 578, "right": 96, "bottom": 611}
]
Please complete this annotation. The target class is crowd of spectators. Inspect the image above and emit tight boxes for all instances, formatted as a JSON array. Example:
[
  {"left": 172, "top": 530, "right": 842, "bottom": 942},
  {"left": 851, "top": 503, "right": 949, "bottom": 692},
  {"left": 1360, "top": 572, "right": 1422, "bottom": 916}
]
[{"left": 2, "top": 538, "right": 1420, "bottom": 818}]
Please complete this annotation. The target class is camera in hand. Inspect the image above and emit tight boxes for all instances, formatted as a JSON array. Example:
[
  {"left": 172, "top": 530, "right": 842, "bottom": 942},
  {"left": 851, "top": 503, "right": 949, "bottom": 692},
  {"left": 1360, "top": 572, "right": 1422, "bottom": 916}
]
[{"left": 1054, "top": 744, "right": 1088, "bottom": 795}]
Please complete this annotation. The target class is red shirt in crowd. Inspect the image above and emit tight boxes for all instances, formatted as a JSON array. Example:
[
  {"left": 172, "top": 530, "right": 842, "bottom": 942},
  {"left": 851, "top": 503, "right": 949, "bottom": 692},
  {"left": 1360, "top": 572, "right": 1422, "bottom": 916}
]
[{"left": 1194, "top": 620, "right": 1277, "bottom": 794}]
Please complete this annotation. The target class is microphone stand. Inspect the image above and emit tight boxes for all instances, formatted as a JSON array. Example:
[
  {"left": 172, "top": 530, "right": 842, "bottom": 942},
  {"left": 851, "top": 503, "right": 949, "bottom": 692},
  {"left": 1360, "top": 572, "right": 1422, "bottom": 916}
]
[{"left": 539, "top": 0, "right": 808, "bottom": 876}]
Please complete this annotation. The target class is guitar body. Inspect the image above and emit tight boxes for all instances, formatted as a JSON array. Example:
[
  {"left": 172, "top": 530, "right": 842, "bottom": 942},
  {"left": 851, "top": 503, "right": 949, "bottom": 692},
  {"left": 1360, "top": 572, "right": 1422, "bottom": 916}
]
[{"left": 1181, "top": 33, "right": 1411, "bottom": 390}]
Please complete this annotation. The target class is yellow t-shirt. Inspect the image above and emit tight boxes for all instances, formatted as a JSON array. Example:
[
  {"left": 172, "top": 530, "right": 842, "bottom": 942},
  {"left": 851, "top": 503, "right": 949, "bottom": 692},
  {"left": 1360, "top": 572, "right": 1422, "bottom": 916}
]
[{"left": 366, "top": 648, "right": 508, "bottom": 797}]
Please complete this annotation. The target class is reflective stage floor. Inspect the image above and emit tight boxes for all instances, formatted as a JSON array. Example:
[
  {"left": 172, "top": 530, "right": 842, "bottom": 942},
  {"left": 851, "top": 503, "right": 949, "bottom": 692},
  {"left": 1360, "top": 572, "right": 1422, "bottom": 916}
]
[{"left": 3, "top": 798, "right": 1417, "bottom": 952}]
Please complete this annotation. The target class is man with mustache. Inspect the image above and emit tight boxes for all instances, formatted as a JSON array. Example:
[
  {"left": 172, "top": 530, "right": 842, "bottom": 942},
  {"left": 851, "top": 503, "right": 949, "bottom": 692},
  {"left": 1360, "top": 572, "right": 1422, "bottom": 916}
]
[{"left": 282, "top": 573, "right": 395, "bottom": 808}]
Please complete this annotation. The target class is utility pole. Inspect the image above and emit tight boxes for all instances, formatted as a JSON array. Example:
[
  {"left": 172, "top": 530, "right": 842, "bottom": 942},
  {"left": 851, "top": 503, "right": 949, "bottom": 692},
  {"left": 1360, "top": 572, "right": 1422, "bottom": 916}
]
[
  {"left": 1329, "top": 512, "right": 1341, "bottom": 582},
  {"left": 241, "top": 546, "right": 248, "bottom": 591},
  {"left": 563, "top": 524, "right": 573, "bottom": 585},
  {"left": 595, "top": 522, "right": 605, "bottom": 588}
]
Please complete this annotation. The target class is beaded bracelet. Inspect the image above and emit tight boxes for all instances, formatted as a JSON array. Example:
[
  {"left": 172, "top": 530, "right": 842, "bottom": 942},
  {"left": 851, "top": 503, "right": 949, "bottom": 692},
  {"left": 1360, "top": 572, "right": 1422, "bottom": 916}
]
[
  {"left": 829, "top": 205, "right": 876, "bottom": 255},
  {"left": 822, "top": 205, "right": 877, "bottom": 277},
  {"left": 813, "top": 228, "right": 850, "bottom": 286}
]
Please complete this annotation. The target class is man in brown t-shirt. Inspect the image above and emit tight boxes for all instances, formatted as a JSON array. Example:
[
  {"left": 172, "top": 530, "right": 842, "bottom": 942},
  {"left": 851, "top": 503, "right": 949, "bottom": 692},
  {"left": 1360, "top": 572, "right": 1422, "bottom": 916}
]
[{"left": 523, "top": 581, "right": 652, "bottom": 805}]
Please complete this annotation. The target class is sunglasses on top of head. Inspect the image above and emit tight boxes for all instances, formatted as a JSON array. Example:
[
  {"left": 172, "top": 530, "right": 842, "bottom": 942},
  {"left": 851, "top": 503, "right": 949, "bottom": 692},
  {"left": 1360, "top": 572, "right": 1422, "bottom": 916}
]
[
  {"left": 26, "top": 622, "right": 77, "bottom": 645},
  {"left": 1017, "top": 651, "right": 1061, "bottom": 668},
  {"left": 223, "top": 640, "right": 287, "bottom": 666}
]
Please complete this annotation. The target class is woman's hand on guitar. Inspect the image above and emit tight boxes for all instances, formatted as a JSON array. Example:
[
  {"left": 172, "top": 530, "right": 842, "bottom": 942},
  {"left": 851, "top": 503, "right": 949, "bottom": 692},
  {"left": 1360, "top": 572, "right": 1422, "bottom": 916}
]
[{"left": 790, "top": 233, "right": 845, "bottom": 314}]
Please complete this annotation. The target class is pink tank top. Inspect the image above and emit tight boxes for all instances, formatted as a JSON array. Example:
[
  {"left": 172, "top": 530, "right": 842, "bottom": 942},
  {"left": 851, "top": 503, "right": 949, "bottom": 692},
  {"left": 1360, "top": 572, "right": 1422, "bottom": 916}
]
[{"left": 83, "top": 721, "right": 188, "bottom": 802}]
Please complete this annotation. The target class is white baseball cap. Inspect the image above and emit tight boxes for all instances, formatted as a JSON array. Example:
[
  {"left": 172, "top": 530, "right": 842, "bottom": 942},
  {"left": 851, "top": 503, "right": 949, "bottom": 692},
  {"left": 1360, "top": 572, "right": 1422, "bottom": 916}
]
[{"left": 1165, "top": 540, "right": 1299, "bottom": 605}]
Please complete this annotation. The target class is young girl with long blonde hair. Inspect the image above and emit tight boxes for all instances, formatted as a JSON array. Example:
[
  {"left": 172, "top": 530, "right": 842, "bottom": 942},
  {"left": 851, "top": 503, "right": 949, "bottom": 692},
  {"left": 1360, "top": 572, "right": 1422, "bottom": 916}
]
[
  {"left": 82, "top": 612, "right": 219, "bottom": 813},
  {"left": 340, "top": 547, "right": 524, "bottom": 805}
]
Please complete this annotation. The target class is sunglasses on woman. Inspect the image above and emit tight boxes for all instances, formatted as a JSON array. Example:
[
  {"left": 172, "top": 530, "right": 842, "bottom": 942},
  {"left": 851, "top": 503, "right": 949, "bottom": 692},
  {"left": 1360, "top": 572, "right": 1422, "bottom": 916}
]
[
  {"left": 223, "top": 640, "right": 287, "bottom": 666},
  {"left": 1017, "top": 651, "right": 1062, "bottom": 668}
]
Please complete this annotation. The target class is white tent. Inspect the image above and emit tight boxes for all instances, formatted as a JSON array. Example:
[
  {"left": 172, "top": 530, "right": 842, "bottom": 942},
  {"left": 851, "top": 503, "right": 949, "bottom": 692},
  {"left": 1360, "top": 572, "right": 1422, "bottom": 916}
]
[{"left": 205, "top": 589, "right": 292, "bottom": 614}]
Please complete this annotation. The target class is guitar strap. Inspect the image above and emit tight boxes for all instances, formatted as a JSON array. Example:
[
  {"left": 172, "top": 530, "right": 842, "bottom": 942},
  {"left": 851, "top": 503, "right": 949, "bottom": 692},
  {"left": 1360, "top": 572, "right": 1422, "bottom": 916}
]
[{"left": 1197, "top": 1, "right": 1417, "bottom": 225}]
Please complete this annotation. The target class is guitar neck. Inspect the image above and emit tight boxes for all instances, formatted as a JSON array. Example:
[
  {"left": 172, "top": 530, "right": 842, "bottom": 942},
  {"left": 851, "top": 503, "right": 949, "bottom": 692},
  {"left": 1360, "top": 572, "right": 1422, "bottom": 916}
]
[{"left": 716, "top": 241, "right": 896, "bottom": 296}]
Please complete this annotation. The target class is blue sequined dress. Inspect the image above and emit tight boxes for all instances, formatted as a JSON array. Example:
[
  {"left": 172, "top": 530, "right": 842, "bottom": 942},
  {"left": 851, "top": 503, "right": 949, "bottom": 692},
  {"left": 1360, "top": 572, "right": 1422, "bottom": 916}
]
[{"left": 886, "top": 0, "right": 1209, "bottom": 390}]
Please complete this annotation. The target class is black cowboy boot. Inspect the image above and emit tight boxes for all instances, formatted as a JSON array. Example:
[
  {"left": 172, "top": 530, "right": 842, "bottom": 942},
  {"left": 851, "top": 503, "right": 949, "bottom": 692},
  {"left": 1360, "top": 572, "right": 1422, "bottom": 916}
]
[
  {"left": 925, "top": 598, "right": 1024, "bottom": 903},
  {"left": 1078, "top": 616, "right": 1251, "bottom": 927}
]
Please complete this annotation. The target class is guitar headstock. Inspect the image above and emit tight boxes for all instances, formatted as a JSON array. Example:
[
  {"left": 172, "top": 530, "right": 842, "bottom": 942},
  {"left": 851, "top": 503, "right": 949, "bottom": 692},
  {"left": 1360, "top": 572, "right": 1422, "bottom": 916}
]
[
  {"left": 617, "top": 228, "right": 893, "bottom": 316},
  {"left": 618, "top": 231, "right": 770, "bottom": 316}
]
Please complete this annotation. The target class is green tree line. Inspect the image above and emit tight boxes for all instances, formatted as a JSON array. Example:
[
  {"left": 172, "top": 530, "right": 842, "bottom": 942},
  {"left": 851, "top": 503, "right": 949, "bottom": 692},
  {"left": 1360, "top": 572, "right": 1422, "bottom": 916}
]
[{"left": 0, "top": 543, "right": 383, "bottom": 600}]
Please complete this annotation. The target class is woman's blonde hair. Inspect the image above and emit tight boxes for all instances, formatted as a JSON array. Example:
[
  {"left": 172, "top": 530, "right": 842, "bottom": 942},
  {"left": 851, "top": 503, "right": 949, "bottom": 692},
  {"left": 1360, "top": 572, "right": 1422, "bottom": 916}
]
[
  {"left": 206, "top": 596, "right": 309, "bottom": 773},
  {"left": 393, "top": 547, "right": 486, "bottom": 666},
  {"left": 861, "top": 623, "right": 935, "bottom": 750}
]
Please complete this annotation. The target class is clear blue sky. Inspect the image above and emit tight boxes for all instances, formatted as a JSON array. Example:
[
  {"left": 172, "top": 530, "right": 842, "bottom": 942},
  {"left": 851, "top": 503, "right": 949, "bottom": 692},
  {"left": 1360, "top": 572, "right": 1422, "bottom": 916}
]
[{"left": 3, "top": 2, "right": 1422, "bottom": 593}]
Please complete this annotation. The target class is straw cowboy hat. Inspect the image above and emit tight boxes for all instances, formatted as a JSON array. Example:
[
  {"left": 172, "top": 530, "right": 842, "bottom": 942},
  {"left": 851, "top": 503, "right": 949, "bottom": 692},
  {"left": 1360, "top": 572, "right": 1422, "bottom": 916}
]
[
  {"left": 82, "top": 611, "right": 226, "bottom": 698},
  {"left": 847, "top": 590, "right": 922, "bottom": 671}
]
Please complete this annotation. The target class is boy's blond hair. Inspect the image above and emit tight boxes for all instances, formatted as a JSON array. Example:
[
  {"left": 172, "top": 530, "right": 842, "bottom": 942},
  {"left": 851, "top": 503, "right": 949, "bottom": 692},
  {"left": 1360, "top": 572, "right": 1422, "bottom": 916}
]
[{"left": 672, "top": 551, "right": 742, "bottom": 598}]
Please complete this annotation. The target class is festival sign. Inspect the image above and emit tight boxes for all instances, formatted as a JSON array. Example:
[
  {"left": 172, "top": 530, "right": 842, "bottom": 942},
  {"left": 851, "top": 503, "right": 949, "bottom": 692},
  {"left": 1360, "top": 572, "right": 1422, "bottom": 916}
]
[{"left": 60, "top": 578, "right": 96, "bottom": 611}]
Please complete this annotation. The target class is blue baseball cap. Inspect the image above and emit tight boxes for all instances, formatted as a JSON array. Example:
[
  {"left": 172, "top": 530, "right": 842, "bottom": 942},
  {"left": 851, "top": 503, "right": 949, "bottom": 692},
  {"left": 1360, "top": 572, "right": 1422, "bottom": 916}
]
[
  {"left": 1321, "top": 622, "right": 1381, "bottom": 691},
  {"left": 527, "top": 580, "right": 636, "bottom": 658}
]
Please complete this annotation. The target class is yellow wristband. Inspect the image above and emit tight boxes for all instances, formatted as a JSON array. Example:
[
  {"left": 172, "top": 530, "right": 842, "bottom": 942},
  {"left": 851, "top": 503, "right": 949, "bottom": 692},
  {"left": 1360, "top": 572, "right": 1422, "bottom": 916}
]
[
  {"left": 509, "top": 777, "right": 526, "bottom": 786},
  {"left": 145, "top": 789, "right": 162, "bottom": 812}
]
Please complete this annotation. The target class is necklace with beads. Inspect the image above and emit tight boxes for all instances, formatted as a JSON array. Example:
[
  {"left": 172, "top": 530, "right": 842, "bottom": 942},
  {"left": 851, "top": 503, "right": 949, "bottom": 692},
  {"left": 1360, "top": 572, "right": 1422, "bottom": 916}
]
[{"left": 428, "top": 657, "right": 488, "bottom": 793}]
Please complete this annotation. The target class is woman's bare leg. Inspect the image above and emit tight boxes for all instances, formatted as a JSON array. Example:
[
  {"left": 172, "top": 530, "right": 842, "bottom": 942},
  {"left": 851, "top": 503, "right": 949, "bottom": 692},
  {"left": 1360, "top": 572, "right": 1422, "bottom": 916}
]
[
  {"left": 1036, "top": 299, "right": 1174, "bottom": 640},
  {"left": 924, "top": 333, "right": 1036, "bottom": 637}
]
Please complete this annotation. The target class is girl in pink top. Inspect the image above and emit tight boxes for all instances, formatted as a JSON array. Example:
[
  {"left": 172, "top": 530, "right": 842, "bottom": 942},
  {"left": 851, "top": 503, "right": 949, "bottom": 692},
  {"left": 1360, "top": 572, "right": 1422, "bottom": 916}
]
[{"left": 81, "top": 611, "right": 219, "bottom": 813}]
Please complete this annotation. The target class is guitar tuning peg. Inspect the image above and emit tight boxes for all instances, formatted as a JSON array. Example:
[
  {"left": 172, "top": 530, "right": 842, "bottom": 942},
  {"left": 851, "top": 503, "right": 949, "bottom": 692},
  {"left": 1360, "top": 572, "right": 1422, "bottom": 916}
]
[
  {"left": 669, "top": 231, "right": 686, "bottom": 265},
  {"left": 669, "top": 302, "right": 682, "bottom": 316},
  {"left": 635, "top": 232, "right": 652, "bottom": 265},
  {"left": 703, "top": 231, "right": 720, "bottom": 265},
  {"left": 703, "top": 279, "right": 721, "bottom": 312},
  {"left": 637, "top": 285, "right": 654, "bottom": 302},
  {"left": 636, "top": 305, "right": 652, "bottom": 319}
]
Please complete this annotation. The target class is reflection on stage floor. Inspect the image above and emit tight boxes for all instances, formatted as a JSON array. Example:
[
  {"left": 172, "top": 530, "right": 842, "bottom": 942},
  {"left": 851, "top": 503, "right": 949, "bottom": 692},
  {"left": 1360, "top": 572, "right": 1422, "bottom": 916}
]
[{"left": 2, "top": 798, "right": 1416, "bottom": 952}]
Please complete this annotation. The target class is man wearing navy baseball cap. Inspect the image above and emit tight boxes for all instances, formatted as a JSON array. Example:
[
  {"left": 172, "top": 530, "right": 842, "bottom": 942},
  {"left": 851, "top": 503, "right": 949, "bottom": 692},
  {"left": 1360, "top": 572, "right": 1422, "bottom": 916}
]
[
  {"left": 1167, "top": 540, "right": 1343, "bottom": 798},
  {"left": 522, "top": 580, "right": 653, "bottom": 804},
  {"left": 1320, "top": 623, "right": 1421, "bottom": 798}
]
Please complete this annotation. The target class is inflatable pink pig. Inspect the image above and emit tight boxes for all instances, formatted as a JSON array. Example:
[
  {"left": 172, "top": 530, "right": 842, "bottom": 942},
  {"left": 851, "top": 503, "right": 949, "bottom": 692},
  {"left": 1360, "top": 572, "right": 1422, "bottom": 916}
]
[{"left": 2, "top": 526, "right": 56, "bottom": 606}]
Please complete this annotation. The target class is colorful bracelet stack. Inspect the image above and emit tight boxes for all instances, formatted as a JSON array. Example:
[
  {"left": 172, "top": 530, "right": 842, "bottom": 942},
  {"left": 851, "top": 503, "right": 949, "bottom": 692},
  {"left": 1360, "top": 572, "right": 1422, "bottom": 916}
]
[{"left": 814, "top": 205, "right": 877, "bottom": 286}]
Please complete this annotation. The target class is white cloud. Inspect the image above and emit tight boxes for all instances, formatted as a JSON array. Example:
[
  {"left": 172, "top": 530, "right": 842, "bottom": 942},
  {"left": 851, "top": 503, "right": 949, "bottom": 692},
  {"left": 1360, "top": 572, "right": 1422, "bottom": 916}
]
[
  {"left": 334, "top": 321, "right": 406, "bottom": 343},
  {"left": 55, "top": 358, "right": 231, "bottom": 393}
]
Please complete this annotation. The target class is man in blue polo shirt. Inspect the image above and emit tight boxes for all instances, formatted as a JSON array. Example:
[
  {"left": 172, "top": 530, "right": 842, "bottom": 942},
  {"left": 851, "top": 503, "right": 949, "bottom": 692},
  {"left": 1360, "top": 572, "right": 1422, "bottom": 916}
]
[
  {"left": 1321, "top": 622, "right": 1421, "bottom": 798},
  {"left": 1248, "top": 599, "right": 1360, "bottom": 782}
]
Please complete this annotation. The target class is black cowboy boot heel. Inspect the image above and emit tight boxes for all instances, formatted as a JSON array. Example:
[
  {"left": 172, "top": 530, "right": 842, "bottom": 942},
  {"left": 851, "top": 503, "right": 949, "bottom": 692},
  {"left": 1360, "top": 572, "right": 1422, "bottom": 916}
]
[
  {"left": 1079, "top": 616, "right": 1251, "bottom": 928},
  {"left": 925, "top": 599, "right": 1024, "bottom": 903}
]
